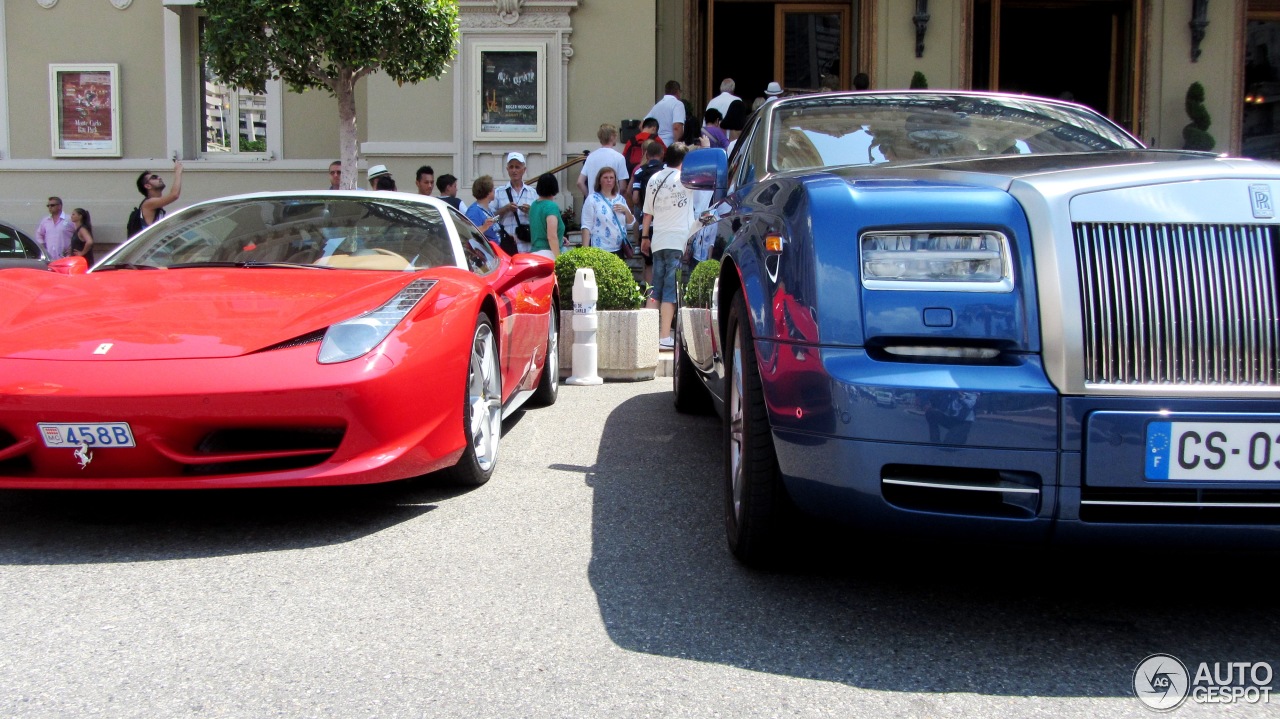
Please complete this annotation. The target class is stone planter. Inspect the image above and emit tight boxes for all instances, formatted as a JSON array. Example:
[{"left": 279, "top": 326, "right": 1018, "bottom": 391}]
[{"left": 559, "top": 308, "right": 659, "bottom": 381}]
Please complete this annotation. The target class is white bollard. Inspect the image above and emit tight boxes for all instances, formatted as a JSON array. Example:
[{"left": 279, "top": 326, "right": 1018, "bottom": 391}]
[{"left": 565, "top": 267, "right": 604, "bottom": 386}]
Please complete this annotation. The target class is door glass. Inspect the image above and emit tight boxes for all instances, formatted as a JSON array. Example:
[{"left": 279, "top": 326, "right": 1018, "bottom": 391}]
[
  {"left": 1244, "top": 19, "right": 1280, "bottom": 159},
  {"left": 781, "top": 10, "right": 844, "bottom": 91}
]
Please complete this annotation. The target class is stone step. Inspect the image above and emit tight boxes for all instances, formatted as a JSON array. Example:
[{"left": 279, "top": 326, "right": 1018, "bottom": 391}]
[{"left": 657, "top": 349, "right": 673, "bottom": 377}]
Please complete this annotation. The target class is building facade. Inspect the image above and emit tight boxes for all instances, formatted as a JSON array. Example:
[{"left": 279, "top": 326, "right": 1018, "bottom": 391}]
[{"left": 0, "top": 0, "right": 1270, "bottom": 247}]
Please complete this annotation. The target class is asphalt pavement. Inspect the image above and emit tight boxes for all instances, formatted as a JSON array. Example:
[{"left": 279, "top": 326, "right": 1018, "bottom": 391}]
[{"left": 0, "top": 379, "right": 1275, "bottom": 718}]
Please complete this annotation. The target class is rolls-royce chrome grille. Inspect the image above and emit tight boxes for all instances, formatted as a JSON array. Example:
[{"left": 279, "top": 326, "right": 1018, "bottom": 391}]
[{"left": 1074, "top": 222, "right": 1280, "bottom": 386}]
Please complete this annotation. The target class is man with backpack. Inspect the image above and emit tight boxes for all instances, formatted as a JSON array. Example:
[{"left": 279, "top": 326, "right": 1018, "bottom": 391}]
[
  {"left": 129, "top": 161, "right": 183, "bottom": 236},
  {"left": 621, "top": 117, "right": 664, "bottom": 176}
]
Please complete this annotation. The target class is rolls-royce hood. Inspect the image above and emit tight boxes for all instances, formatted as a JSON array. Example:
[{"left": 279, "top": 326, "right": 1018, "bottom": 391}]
[
  {"left": 834, "top": 150, "right": 1280, "bottom": 193},
  {"left": 0, "top": 268, "right": 426, "bottom": 361}
]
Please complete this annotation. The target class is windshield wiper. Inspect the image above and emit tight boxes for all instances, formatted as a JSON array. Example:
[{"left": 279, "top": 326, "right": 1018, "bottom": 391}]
[
  {"left": 94, "top": 263, "right": 161, "bottom": 271},
  {"left": 166, "top": 261, "right": 335, "bottom": 270}
]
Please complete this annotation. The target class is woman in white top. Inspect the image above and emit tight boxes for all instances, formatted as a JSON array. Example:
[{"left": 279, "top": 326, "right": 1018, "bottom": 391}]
[{"left": 579, "top": 166, "right": 635, "bottom": 258}]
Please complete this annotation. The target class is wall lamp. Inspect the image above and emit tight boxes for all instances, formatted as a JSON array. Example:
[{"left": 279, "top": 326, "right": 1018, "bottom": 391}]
[
  {"left": 1190, "top": 0, "right": 1209, "bottom": 62},
  {"left": 913, "top": 0, "right": 930, "bottom": 58}
]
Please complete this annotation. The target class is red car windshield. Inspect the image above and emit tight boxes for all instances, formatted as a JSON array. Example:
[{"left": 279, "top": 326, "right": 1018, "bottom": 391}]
[{"left": 101, "top": 196, "right": 459, "bottom": 271}]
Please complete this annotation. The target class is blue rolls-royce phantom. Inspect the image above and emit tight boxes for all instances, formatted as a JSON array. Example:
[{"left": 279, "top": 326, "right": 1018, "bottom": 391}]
[{"left": 674, "top": 91, "right": 1280, "bottom": 565}]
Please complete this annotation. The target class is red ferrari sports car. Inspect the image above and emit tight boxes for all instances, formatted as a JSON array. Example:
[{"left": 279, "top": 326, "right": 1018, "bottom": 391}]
[{"left": 0, "top": 191, "right": 559, "bottom": 489}]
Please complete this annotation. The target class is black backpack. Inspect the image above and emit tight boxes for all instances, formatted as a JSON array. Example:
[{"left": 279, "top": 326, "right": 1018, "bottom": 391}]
[{"left": 125, "top": 206, "right": 144, "bottom": 237}]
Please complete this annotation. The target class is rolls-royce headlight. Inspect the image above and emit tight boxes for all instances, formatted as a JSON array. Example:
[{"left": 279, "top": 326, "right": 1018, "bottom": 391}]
[
  {"left": 318, "top": 279, "right": 436, "bottom": 364},
  {"left": 860, "top": 230, "right": 1013, "bottom": 292}
]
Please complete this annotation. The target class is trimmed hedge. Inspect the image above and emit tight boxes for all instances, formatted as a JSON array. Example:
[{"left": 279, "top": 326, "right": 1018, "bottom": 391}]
[
  {"left": 554, "top": 246, "right": 644, "bottom": 311},
  {"left": 683, "top": 259, "right": 720, "bottom": 308}
]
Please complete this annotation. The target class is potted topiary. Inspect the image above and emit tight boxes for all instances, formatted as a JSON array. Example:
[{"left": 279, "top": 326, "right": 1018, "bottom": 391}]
[
  {"left": 1183, "top": 81, "right": 1216, "bottom": 152},
  {"left": 554, "top": 247, "right": 658, "bottom": 380}
]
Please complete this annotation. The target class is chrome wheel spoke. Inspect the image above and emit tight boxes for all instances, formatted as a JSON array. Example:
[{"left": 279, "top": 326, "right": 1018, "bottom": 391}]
[
  {"left": 467, "top": 323, "right": 501, "bottom": 471},
  {"left": 729, "top": 344, "right": 746, "bottom": 518}
]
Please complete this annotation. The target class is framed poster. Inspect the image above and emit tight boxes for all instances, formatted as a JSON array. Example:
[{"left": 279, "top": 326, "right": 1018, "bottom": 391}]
[
  {"left": 49, "top": 63, "right": 121, "bottom": 157},
  {"left": 475, "top": 45, "right": 545, "bottom": 141}
]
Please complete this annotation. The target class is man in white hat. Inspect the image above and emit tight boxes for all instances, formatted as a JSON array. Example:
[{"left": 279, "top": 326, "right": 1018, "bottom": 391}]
[{"left": 490, "top": 152, "right": 538, "bottom": 253}]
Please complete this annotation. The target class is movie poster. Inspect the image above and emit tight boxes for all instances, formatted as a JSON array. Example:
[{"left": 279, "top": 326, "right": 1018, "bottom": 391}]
[
  {"left": 53, "top": 66, "right": 118, "bottom": 155},
  {"left": 480, "top": 50, "right": 539, "bottom": 134}
]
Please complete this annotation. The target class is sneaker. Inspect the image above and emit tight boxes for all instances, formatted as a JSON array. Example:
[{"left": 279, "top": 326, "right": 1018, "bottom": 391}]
[{"left": 658, "top": 336, "right": 675, "bottom": 350}]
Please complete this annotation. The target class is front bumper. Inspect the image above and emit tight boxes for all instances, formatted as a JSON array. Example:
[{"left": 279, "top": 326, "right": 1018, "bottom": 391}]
[
  {"left": 0, "top": 342, "right": 465, "bottom": 489},
  {"left": 763, "top": 346, "right": 1280, "bottom": 546}
]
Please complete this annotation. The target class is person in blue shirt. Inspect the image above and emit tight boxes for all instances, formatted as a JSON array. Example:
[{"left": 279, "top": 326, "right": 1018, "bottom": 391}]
[{"left": 465, "top": 175, "right": 500, "bottom": 244}]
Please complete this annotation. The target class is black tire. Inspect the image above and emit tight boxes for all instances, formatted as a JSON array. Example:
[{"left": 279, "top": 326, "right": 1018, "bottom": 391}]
[
  {"left": 442, "top": 313, "right": 502, "bottom": 487},
  {"left": 531, "top": 307, "right": 559, "bottom": 407},
  {"left": 673, "top": 314, "right": 713, "bottom": 414},
  {"left": 723, "top": 291, "right": 791, "bottom": 566}
]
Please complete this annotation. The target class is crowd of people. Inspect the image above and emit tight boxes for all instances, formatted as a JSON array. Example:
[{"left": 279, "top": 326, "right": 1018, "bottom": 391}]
[{"left": 30, "top": 76, "right": 780, "bottom": 349}]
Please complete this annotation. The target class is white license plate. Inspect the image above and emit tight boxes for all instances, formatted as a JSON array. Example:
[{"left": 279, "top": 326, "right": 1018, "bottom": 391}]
[
  {"left": 1146, "top": 421, "right": 1280, "bottom": 480},
  {"left": 38, "top": 422, "right": 136, "bottom": 449}
]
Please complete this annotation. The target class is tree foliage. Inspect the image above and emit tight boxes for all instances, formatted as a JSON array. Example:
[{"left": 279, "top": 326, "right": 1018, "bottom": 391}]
[
  {"left": 909, "top": 71, "right": 928, "bottom": 89},
  {"left": 201, "top": 0, "right": 460, "bottom": 187}
]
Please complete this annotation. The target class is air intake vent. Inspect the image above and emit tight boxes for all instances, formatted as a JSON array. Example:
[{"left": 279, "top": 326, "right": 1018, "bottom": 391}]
[
  {"left": 183, "top": 426, "right": 344, "bottom": 476},
  {"left": 255, "top": 329, "right": 326, "bottom": 354},
  {"left": 881, "top": 464, "right": 1041, "bottom": 519}
]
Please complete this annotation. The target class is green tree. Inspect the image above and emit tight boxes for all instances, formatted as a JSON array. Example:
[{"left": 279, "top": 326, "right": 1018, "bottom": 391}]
[
  {"left": 909, "top": 71, "right": 928, "bottom": 89},
  {"left": 201, "top": 0, "right": 459, "bottom": 189}
]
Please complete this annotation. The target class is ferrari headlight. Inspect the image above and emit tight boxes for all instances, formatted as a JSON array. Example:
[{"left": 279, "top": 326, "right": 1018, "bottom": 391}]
[
  {"left": 318, "top": 279, "right": 436, "bottom": 364},
  {"left": 860, "top": 230, "right": 1013, "bottom": 292}
]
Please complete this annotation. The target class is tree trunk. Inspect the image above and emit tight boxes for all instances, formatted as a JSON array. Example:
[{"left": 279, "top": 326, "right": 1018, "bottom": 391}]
[{"left": 335, "top": 69, "right": 360, "bottom": 190}]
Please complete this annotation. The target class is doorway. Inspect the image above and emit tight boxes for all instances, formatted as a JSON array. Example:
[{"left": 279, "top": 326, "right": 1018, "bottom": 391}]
[
  {"left": 706, "top": 0, "right": 856, "bottom": 107},
  {"left": 1244, "top": 3, "right": 1280, "bottom": 159},
  {"left": 971, "top": 0, "right": 1140, "bottom": 133}
]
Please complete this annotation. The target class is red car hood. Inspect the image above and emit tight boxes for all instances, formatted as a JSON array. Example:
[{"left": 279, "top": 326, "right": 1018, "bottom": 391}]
[{"left": 0, "top": 268, "right": 428, "bottom": 361}]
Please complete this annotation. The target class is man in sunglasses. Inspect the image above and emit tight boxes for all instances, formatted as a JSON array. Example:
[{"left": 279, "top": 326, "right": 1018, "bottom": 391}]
[
  {"left": 134, "top": 161, "right": 184, "bottom": 229},
  {"left": 35, "top": 196, "right": 74, "bottom": 259}
]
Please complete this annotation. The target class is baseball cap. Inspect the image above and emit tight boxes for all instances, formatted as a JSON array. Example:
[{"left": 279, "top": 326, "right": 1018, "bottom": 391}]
[
  {"left": 367, "top": 164, "right": 390, "bottom": 179},
  {"left": 764, "top": 82, "right": 784, "bottom": 97},
  {"left": 505, "top": 152, "right": 526, "bottom": 165}
]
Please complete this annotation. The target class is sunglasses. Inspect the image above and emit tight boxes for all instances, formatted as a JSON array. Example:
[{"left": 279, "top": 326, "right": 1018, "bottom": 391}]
[{"left": 46, "top": 203, "right": 61, "bottom": 208}]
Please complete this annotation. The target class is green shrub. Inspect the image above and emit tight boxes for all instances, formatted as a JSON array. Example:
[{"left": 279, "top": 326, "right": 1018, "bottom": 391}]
[
  {"left": 554, "top": 247, "right": 644, "bottom": 311},
  {"left": 1183, "top": 81, "right": 1215, "bottom": 152},
  {"left": 910, "top": 71, "right": 928, "bottom": 89},
  {"left": 683, "top": 259, "right": 720, "bottom": 308}
]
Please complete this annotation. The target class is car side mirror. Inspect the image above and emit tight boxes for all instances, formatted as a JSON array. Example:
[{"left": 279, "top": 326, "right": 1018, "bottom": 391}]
[
  {"left": 507, "top": 253, "right": 553, "bottom": 283},
  {"left": 681, "top": 148, "right": 728, "bottom": 194},
  {"left": 48, "top": 256, "right": 89, "bottom": 275}
]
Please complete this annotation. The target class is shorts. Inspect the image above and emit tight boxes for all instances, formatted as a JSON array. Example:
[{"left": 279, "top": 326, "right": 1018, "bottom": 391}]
[{"left": 651, "top": 249, "right": 681, "bottom": 304}]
